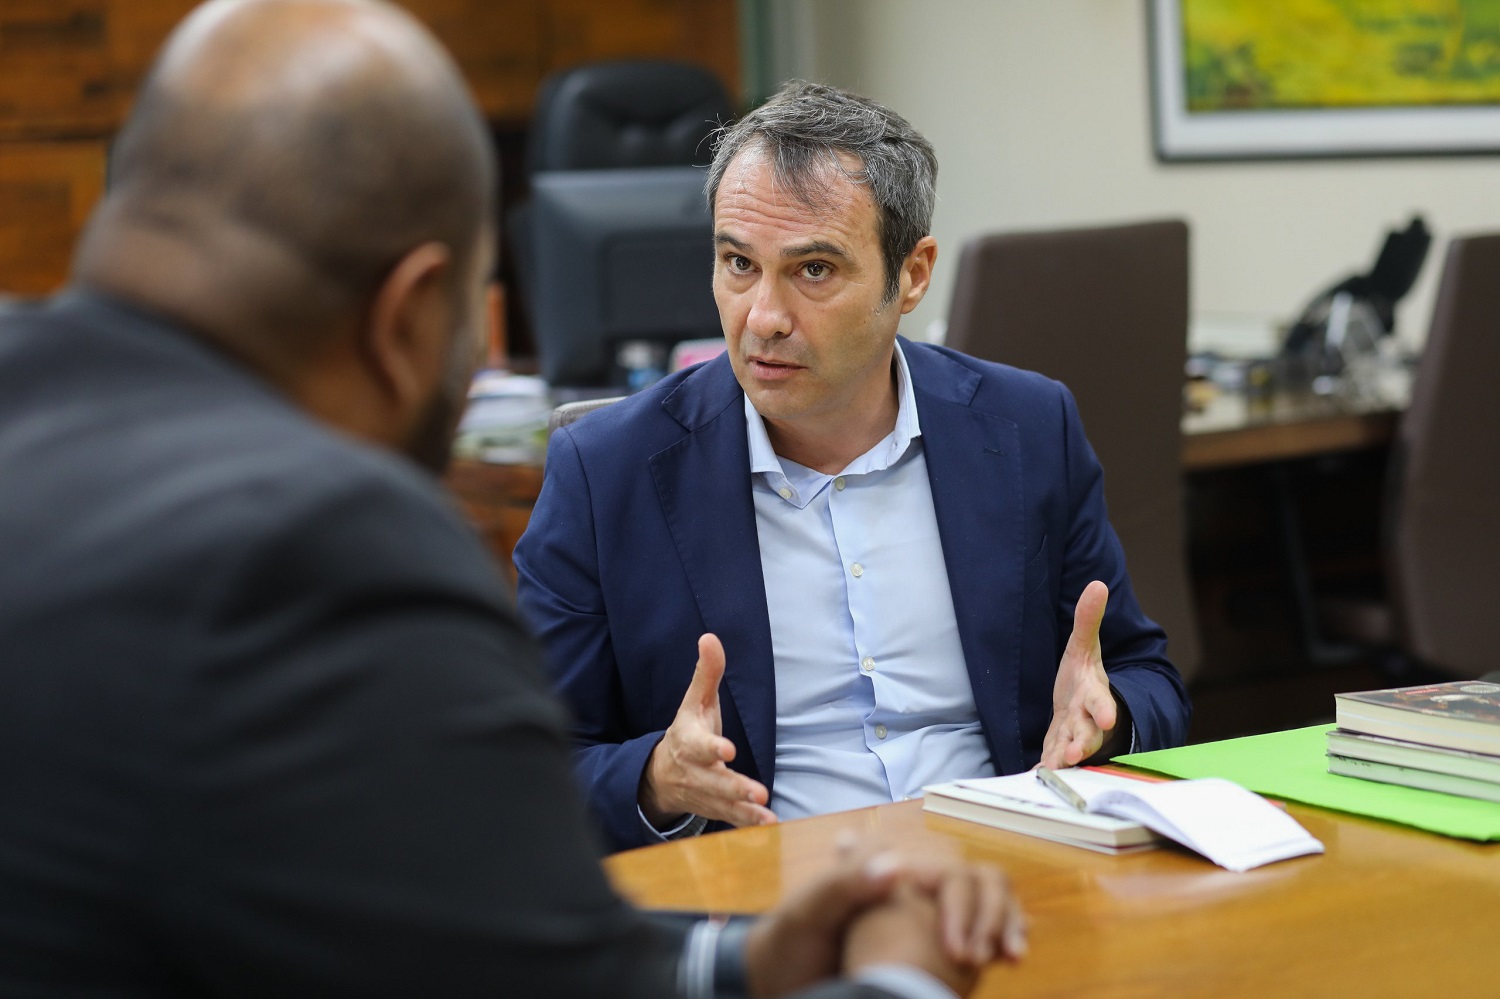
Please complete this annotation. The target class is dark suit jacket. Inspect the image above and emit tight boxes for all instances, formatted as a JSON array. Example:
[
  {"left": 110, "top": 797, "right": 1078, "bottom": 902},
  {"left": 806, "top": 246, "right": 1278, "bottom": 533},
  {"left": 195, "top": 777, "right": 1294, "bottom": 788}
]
[
  {"left": 516, "top": 341, "right": 1191, "bottom": 852},
  {"left": 0, "top": 292, "right": 893, "bottom": 999}
]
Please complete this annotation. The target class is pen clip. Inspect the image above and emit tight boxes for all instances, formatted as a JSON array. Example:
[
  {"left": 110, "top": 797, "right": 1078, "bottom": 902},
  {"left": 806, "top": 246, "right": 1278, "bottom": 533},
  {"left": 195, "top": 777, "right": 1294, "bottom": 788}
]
[{"left": 1036, "top": 766, "right": 1089, "bottom": 812}]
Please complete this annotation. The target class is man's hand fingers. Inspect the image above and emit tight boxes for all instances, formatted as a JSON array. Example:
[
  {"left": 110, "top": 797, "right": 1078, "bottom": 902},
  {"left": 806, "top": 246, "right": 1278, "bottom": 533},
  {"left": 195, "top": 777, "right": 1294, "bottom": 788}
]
[
  {"left": 681, "top": 633, "right": 727, "bottom": 714},
  {"left": 777, "top": 850, "right": 900, "bottom": 932},
  {"left": 686, "top": 767, "right": 772, "bottom": 826},
  {"left": 674, "top": 731, "right": 736, "bottom": 767},
  {"left": 1084, "top": 683, "right": 1117, "bottom": 732},
  {"left": 726, "top": 801, "right": 779, "bottom": 828},
  {"left": 937, "top": 870, "right": 978, "bottom": 963},
  {"left": 1063, "top": 580, "right": 1109, "bottom": 659}
]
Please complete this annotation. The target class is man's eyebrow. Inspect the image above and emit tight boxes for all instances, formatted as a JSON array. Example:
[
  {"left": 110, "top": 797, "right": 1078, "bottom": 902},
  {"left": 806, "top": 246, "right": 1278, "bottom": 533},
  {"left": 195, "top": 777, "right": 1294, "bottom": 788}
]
[
  {"left": 714, "top": 232, "right": 751, "bottom": 252},
  {"left": 713, "top": 232, "right": 852, "bottom": 262},
  {"left": 781, "top": 240, "right": 850, "bottom": 261}
]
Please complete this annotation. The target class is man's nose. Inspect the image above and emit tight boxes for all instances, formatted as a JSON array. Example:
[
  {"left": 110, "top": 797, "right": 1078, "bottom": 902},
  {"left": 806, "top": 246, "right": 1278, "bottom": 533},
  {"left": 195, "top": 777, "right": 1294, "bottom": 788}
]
[{"left": 744, "top": 276, "right": 792, "bottom": 341}]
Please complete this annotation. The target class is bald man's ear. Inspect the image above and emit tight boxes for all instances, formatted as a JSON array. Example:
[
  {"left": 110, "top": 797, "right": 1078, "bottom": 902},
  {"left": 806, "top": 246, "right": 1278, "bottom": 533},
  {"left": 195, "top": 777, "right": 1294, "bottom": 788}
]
[{"left": 361, "top": 242, "right": 454, "bottom": 427}]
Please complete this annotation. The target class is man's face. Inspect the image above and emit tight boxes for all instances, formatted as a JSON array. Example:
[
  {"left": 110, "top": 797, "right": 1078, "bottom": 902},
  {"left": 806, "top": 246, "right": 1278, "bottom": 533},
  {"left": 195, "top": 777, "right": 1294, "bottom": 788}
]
[{"left": 712, "top": 148, "right": 903, "bottom": 433}]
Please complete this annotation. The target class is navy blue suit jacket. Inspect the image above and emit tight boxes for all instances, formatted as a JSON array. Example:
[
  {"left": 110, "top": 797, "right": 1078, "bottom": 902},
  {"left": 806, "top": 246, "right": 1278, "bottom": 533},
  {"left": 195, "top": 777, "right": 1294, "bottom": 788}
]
[{"left": 515, "top": 340, "right": 1190, "bottom": 851}]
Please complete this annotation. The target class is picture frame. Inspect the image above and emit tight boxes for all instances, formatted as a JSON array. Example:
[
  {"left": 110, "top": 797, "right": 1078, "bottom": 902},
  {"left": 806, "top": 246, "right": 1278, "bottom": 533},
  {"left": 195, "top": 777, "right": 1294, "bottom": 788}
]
[{"left": 1149, "top": 0, "right": 1500, "bottom": 161}]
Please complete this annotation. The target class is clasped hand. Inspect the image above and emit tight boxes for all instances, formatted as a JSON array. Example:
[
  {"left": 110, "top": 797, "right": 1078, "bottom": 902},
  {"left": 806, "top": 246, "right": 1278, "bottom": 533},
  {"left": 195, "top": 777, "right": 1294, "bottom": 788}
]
[{"left": 745, "top": 843, "right": 1027, "bottom": 998}]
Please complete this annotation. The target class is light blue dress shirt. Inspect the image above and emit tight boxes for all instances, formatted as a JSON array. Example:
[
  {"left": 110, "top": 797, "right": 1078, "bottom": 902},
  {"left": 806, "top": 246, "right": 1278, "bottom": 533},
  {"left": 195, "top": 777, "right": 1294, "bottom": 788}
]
[{"left": 748, "top": 343, "right": 996, "bottom": 821}]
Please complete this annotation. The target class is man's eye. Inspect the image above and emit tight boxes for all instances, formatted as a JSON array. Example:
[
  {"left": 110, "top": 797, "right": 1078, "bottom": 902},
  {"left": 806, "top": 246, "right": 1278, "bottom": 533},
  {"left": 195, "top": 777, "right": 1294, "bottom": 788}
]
[
  {"left": 802, "top": 261, "right": 829, "bottom": 280},
  {"left": 727, "top": 255, "right": 752, "bottom": 272}
]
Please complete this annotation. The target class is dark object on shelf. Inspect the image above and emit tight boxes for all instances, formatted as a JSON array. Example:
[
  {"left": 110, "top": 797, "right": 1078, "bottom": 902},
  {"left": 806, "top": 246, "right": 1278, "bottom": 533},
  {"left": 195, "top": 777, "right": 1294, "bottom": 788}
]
[
  {"left": 509, "top": 60, "right": 734, "bottom": 371},
  {"left": 1281, "top": 216, "right": 1431, "bottom": 366},
  {"left": 531, "top": 167, "right": 720, "bottom": 388}
]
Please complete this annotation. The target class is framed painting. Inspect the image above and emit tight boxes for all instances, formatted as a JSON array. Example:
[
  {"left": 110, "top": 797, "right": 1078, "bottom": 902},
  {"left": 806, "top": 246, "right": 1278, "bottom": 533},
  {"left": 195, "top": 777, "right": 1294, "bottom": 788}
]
[{"left": 1150, "top": 0, "right": 1500, "bottom": 160}]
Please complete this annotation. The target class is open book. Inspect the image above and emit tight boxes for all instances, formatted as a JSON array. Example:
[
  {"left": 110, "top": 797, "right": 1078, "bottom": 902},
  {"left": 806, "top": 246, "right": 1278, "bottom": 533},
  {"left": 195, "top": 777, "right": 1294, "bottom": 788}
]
[{"left": 925, "top": 768, "right": 1324, "bottom": 872}]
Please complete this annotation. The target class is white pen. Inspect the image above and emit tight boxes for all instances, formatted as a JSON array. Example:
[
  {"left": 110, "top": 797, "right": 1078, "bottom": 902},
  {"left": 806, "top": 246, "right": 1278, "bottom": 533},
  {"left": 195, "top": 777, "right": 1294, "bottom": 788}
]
[{"left": 1036, "top": 766, "right": 1089, "bottom": 812}]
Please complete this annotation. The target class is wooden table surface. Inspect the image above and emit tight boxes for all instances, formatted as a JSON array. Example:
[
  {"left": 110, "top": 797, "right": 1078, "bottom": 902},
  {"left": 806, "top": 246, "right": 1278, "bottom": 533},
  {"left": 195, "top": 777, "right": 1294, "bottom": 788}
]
[
  {"left": 1180, "top": 385, "right": 1404, "bottom": 472},
  {"left": 605, "top": 797, "right": 1498, "bottom": 998}
]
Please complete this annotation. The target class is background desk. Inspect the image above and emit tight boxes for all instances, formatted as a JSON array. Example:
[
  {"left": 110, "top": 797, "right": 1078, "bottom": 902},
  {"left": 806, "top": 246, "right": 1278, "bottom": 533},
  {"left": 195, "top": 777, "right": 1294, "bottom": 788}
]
[
  {"left": 605, "top": 798, "right": 1495, "bottom": 998},
  {"left": 446, "top": 385, "right": 1406, "bottom": 585},
  {"left": 1182, "top": 387, "right": 1403, "bottom": 472}
]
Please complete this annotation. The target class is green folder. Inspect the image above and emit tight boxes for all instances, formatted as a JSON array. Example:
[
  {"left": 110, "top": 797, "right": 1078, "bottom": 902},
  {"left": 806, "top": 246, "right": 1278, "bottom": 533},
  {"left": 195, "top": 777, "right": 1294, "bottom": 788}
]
[{"left": 1117, "top": 724, "right": 1500, "bottom": 841}]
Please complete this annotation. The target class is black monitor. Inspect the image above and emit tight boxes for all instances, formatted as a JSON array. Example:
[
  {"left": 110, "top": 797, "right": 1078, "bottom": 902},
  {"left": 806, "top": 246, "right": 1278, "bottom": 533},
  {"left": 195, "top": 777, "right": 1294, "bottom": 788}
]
[{"left": 531, "top": 166, "right": 720, "bottom": 388}]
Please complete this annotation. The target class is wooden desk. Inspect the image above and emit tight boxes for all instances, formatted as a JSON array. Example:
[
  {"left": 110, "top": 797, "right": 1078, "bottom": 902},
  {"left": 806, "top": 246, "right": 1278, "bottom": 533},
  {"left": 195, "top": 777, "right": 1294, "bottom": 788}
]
[
  {"left": 1181, "top": 389, "right": 1403, "bottom": 472},
  {"left": 444, "top": 458, "right": 543, "bottom": 584},
  {"left": 605, "top": 798, "right": 1496, "bottom": 997}
]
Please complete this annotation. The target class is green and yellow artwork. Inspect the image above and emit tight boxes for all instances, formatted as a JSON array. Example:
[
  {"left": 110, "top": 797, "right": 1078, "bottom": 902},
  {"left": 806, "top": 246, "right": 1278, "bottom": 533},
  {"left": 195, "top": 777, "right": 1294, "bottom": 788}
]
[{"left": 1182, "top": 0, "right": 1500, "bottom": 112}]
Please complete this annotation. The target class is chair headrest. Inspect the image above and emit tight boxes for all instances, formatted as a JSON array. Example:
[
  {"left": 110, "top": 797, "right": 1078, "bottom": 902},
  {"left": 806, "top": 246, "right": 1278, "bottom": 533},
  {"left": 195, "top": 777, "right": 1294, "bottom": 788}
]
[{"left": 528, "top": 60, "right": 734, "bottom": 174}]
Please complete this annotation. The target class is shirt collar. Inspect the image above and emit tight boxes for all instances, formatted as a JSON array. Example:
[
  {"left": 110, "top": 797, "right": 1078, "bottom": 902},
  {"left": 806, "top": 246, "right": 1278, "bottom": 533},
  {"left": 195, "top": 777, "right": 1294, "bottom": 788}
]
[{"left": 745, "top": 340, "right": 921, "bottom": 477}]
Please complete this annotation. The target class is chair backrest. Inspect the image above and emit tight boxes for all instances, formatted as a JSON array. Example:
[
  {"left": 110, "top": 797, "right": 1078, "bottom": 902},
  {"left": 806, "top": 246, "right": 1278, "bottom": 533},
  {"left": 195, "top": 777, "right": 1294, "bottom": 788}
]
[
  {"left": 1387, "top": 232, "right": 1500, "bottom": 676},
  {"left": 547, "top": 396, "right": 625, "bottom": 438},
  {"left": 527, "top": 60, "right": 733, "bottom": 174},
  {"left": 946, "top": 219, "right": 1201, "bottom": 681},
  {"left": 510, "top": 61, "right": 733, "bottom": 341}
]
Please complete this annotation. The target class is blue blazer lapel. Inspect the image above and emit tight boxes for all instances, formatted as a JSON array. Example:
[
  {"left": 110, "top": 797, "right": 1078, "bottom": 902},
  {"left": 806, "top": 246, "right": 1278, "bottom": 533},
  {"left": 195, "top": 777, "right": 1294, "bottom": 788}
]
[
  {"left": 648, "top": 357, "right": 778, "bottom": 788},
  {"left": 905, "top": 342, "right": 1028, "bottom": 775}
]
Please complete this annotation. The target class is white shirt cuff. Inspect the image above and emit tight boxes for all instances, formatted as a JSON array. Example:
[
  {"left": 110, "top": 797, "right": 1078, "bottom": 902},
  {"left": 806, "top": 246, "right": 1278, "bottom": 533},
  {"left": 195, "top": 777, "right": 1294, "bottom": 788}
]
[
  {"left": 855, "top": 963, "right": 961, "bottom": 999},
  {"left": 639, "top": 805, "right": 709, "bottom": 843}
]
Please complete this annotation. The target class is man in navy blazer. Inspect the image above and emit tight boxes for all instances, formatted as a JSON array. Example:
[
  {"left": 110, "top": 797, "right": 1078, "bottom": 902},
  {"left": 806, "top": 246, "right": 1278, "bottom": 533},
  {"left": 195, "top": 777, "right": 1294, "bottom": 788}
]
[{"left": 515, "top": 81, "right": 1191, "bottom": 853}]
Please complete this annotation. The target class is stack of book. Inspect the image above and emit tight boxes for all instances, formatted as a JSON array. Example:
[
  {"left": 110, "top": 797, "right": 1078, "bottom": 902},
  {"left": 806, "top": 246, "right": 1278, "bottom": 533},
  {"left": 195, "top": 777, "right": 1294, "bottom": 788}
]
[{"left": 1328, "top": 680, "right": 1500, "bottom": 803}]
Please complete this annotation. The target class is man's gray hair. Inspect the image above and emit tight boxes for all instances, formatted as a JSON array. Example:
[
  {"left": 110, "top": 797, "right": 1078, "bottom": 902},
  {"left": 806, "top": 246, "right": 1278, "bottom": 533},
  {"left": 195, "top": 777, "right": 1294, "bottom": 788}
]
[{"left": 706, "top": 80, "right": 937, "bottom": 304}]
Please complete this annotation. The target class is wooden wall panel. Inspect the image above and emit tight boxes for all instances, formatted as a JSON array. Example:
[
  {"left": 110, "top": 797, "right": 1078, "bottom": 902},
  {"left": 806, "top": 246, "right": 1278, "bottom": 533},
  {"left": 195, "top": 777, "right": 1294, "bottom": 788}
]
[
  {"left": 0, "top": 0, "right": 740, "bottom": 138},
  {"left": 0, "top": 140, "right": 106, "bottom": 295},
  {"left": 396, "top": 0, "right": 545, "bottom": 122},
  {"left": 0, "top": 0, "right": 198, "bottom": 141},
  {"left": 0, "top": 0, "right": 740, "bottom": 295},
  {"left": 540, "top": 0, "right": 740, "bottom": 107}
]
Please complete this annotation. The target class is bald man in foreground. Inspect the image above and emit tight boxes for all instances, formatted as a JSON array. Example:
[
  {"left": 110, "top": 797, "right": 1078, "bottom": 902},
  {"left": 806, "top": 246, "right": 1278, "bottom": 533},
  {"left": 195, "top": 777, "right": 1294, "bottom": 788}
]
[{"left": 0, "top": 2, "right": 1024, "bottom": 997}]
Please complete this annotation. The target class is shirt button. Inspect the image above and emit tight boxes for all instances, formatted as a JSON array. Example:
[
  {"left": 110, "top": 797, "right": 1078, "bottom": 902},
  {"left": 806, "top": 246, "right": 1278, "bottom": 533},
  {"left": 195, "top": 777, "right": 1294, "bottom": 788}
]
[
  {"left": 874, "top": 724, "right": 888, "bottom": 740},
  {"left": 834, "top": 476, "right": 847, "bottom": 491},
  {"left": 777, "top": 486, "right": 792, "bottom": 500},
  {"left": 861, "top": 656, "right": 875, "bottom": 672},
  {"left": 851, "top": 562, "right": 864, "bottom": 578}
]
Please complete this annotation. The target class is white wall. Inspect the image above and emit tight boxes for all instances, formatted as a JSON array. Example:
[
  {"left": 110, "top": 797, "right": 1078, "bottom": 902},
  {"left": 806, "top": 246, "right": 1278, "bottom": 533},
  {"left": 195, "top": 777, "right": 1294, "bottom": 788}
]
[{"left": 767, "top": 0, "right": 1500, "bottom": 351}]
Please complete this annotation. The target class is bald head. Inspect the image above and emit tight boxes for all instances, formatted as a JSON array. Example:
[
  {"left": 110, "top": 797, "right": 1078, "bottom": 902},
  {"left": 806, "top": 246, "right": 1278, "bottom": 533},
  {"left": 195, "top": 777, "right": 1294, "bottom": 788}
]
[{"left": 82, "top": 0, "right": 494, "bottom": 350}]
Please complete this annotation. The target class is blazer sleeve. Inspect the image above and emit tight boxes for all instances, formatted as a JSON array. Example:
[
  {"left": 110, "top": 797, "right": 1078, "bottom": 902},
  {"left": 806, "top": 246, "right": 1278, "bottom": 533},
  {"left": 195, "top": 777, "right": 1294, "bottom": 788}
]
[
  {"left": 515, "top": 426, "right": 670, "bottom": 852},
  {"left": 157, "top": 473, "right": 691, "bottom": 997},
  {"left": 1055, "top": 385, "right": 1191, "bottom": 751}
]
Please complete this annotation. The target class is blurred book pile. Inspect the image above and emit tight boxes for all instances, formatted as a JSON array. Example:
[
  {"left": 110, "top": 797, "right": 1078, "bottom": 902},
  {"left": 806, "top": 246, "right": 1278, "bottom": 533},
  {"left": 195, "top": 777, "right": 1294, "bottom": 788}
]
[{"left": 451, "top": 371, "right": 552, "bottom": 465}]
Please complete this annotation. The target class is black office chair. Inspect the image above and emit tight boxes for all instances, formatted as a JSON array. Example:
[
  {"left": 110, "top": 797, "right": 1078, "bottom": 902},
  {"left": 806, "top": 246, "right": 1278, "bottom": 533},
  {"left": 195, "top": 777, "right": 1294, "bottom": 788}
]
[
  {"left": 511, "top": 61, "right": 734, "bottom": 328},
  {"left": 946, "top": 219, "right": 1202, "bottom": 683},
  {"left": 1319, "top": 232, "right": 1500, "bottom": 679}
]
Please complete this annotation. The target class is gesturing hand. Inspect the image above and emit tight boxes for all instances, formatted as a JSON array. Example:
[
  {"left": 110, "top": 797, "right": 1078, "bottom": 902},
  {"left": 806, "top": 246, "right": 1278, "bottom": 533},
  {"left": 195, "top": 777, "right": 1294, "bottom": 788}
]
[
  {"left": 1040, "top": 580, "right": 1117, "bottom": 769},
  {"left": 638, "top": 633, "right": 776, "bottom": 829}
]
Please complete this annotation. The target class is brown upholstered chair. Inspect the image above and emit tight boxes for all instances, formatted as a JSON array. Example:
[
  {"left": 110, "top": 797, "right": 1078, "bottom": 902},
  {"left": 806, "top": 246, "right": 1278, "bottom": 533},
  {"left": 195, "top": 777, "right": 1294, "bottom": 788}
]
[
  {"left": 1322, "top": 232, "right": 1500, "bottom": 678},
  {"left": 945, "top": 219, "right": 1201, "bottom": 682}
]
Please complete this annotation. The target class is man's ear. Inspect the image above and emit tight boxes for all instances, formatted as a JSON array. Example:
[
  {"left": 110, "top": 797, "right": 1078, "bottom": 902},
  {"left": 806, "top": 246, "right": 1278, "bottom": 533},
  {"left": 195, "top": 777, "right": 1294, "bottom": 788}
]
[
  {"left": 362, "top": 241, "right": 453, "bottom": 414},
  {"left": 897, "top": 236, "right": 939, "bottom": 315}
]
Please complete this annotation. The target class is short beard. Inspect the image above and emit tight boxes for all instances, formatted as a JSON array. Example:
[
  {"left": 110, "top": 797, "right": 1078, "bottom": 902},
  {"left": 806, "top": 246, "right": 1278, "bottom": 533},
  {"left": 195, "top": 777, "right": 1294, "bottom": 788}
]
[
  {"left": 405, "top": 384, "right": 463, "bottom": 476},
  {"left": 405, "top": 304, "right": 478, "bottom": 477}
]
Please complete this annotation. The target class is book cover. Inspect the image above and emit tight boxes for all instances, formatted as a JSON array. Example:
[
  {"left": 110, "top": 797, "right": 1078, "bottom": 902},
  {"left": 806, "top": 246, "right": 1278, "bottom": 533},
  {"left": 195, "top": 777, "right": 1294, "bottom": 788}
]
[
  {"left": 1327, "top": 753, "right": 1500, "bottom": 805},
  {"left": 1335, "top": 680, "right": 1500, "bottom": 754},
  {"left": 1326, "top": 728, "right": 1500, "bottom": 785}
]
